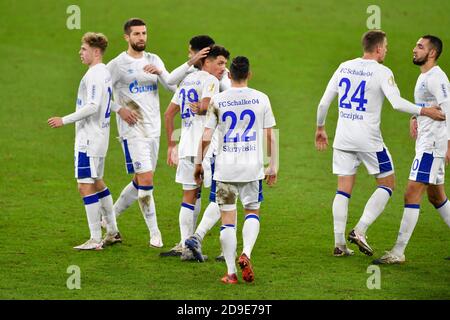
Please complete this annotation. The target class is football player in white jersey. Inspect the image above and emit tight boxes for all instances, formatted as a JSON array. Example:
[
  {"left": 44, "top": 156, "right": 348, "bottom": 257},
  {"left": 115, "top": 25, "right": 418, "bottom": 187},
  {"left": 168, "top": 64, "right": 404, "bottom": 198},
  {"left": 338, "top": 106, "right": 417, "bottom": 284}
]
[
  {"left": 374, "top": 35, "right": 450, "bottom": 264},
  {"left": 194, "top": 56, "right": 277, "bottom": 284},
  {"left": 163, "top": 45, "right": 230, "bottom": 260},
  {"left": 106, "top": 18, "right": 176, "bottom": 248},
  {"left": 315, "top": 30, "right": 445, "bottom": 257},
  {"left": 48, "top": 32, "right": 120, "bottom": 250},
  {"left": 162, "top": 36, "right": 230, "bottom": 259}
]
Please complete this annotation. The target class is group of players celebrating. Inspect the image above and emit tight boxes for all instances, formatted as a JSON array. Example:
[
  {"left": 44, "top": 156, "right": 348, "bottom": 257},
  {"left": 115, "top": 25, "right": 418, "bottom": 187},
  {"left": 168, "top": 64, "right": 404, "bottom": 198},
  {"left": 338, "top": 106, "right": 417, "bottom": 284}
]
[
  {"left": 47, "top": 18, "right": 449, "bottom": 284},
  {"left": 48, "top": 18, "right": 277, "bottom": 284}
]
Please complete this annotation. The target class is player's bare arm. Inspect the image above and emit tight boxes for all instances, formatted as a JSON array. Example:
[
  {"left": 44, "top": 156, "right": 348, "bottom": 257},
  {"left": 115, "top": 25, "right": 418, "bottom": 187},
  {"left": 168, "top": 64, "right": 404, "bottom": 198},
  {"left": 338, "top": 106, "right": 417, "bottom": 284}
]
[
  {"left": 264, "top": 127, "right": 278, "bottom": 186},
  {"left": 190, "top": 97, "right": 211, "bottom": 115},
  {"left": 194, "top": 127, "right": 213, "bottom": 185},
  {"left": 164, "top": 102, "right": 180, "bottom": 167}
]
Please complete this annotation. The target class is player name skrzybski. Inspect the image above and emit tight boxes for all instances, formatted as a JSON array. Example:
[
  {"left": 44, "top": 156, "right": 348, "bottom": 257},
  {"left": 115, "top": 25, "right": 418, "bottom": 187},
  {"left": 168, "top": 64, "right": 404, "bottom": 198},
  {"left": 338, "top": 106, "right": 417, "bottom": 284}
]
[
  {"left": 340, "top": 110, "right": 364, "bottom": 121},
  {"left": 222, "top": 143, "right": 257, "bottom": 153},
  {"left": 339, "top": 68, "right": 373, "bottom": 77},
  {"left": 218, "top": 98, "right": 260, "bottom": 108},
  {"left": 128, "top": 80, "right": 157, "bottom": 93}
]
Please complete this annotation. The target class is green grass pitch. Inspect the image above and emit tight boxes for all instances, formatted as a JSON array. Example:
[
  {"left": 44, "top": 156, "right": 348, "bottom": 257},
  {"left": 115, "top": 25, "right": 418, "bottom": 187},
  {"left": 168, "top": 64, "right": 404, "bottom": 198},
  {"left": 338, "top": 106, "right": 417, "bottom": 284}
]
[{"left": 0, "top": 0, "right": 449, "bottom": 299}]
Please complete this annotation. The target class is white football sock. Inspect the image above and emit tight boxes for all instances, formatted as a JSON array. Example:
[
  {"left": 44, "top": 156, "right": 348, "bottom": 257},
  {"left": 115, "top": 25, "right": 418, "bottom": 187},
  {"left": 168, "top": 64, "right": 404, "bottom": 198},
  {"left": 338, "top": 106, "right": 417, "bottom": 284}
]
[
  {"left": 392, "top": 205, "right": 420, "bottom": 257},
  {"left": 193, "top": 196, "right": 202, "bottom": 234},
  {"left": 195, "top": 202, "right": 220, "bottom": 240},
  {"left": 220, "top": 224, "right": 237, "bottom": 275},
  {"left": 179, "top": 202, "right": 195, "bottom": 247},
  {"left": 97, "top": 188, "right": 118, "bottom": 234},
  {"left": 435, "top": 199, "right": 450, "bottom": 228},
  {"left": 83, "top": 194, "right": 102, "bottom": 242},
  {"left": 137, "top": 186, "right": 160, "bottom": 236},
  {"left": 242, "top": 214, "right": 260, "bottom": 259},
  {"left": 355, "top": 186, "right": 392, "bottom": 235},
  {"left": 333, "top": 191, "right": 350, "bottom": 247},
  {"left": 114, "top": 181, "right": 138, "bottom": 217}
]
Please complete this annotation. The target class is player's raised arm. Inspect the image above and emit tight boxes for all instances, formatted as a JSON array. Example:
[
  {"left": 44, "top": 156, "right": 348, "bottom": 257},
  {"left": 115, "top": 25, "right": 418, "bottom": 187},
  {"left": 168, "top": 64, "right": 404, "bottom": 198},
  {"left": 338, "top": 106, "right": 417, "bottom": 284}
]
[{"left": 381, "top": 71, "right": 445, "bottom": 120}]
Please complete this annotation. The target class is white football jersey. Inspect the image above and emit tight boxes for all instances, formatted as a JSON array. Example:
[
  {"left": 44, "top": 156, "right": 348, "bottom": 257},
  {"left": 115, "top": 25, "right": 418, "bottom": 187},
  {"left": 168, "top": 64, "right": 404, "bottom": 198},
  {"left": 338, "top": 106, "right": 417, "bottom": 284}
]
[
  {"left": 206, "top": 87, "right": 276, "bottom": 182},
  {"left": 73, "top": 63, "right": 112, "bottom": 157},
  {"left": 107, "top": 52, "right": 170, "bottom": 138},
  {"left": 414, "top": 66, "right": 450, "bottom": 157},
  {"left": 325, "top": 58, "right": 400, "bottom": 152},
  {"left": 172, "top": 70, "right": 220, "bottom": 158}
]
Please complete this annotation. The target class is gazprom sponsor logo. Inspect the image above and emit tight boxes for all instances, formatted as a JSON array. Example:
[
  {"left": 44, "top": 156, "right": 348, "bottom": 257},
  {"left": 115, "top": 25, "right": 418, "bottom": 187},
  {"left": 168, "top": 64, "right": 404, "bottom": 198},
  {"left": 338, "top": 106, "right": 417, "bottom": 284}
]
[
  {"left": 129, "top": 80, "right": 157, "bottom": 94},
  {"left": 218, "top": 98, "right": 259, "bottom": 108}
]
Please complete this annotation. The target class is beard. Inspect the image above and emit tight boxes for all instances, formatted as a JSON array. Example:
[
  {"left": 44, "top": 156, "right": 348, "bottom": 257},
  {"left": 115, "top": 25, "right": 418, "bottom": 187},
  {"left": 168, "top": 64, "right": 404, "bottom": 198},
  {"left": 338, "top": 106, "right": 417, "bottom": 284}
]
[
  {"left": 413, "top": 53, "right": 428, "bottom": 66},
  {"left": 130, "top": 41, "right": 146, "bottom": 52}
]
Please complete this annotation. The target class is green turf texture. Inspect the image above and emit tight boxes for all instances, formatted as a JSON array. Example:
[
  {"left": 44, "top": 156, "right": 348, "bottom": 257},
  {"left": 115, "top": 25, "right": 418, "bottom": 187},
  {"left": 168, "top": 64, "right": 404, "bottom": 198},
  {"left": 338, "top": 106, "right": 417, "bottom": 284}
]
[{"left": 0, "top": 0, "right": 449, "bottom": 299}]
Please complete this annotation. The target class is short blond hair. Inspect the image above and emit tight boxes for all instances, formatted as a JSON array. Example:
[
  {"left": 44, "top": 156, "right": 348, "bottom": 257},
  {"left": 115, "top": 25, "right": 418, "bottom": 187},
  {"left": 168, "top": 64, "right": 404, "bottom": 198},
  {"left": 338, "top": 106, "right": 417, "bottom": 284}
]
[{"left": 82, "top": 32, "right": 108, "bottom": 54}]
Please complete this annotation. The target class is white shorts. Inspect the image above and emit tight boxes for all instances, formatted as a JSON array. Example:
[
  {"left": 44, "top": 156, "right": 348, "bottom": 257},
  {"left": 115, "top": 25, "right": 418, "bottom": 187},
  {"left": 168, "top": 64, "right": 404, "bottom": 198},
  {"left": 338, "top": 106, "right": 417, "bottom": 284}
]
[
  {"left": 121, "top": 137, "right": 159, "bottom": 174},
  {"left": 215, "top": 180, "right": 263, "bottom": 211},
  {"left": 333, "top": 146, "right": 394, "bottom": 178},
  {"left": 176, "top": 157, "right": 199, "bottom": 190},
  {"left": 74, "top": 151, "right": 104, "bottom": 184},
  {"left": 409, "top": 152, "right": 445, "bottom": 185}
]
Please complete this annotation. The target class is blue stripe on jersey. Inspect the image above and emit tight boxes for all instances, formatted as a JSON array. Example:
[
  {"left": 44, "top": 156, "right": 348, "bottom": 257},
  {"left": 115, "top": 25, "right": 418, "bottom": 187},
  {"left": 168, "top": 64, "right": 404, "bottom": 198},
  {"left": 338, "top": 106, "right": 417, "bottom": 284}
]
[
  {"left": 378, "top": 186, "right": 393, "bottom": 197},
  {"left": 83, "top": 193, "right": 99, "bottom": 205},
  {"left": 416, "top": 152, "right": 434, "bottom": 184},
  {"left": 336, "top": 190, "right": 351, "bottom": 199},
  {"left": 434, "top": 198, "right": 448, "bottom": 209},
  {"left": 123, "top": 139, "right": 134, "bottom": 174},
  {"left": 245, "top": 214, "right": 260, "bottom": 221},
  {"left": 220, "top": 224, "right": 235, "bottom": 231},
  {"left": 97, "top": 188, "right": 111, "bottom": 199},
  {"left": 258, "top": 180, "right": 264, "bottom": 202},
  {"left": 77, "top": 152, "right": 92, "bottom": 179},
  {"left": 376, "top": 148, "right": 393, "bottom": 173},
  {"left": 405, "top": 204, "right": 420, "bottom": 209},
  {"left": 181, "top": 202, "right": 195, "bottom": 211},
  {"left": 137, "top": 185, "right": 153, "bottom": 191}
]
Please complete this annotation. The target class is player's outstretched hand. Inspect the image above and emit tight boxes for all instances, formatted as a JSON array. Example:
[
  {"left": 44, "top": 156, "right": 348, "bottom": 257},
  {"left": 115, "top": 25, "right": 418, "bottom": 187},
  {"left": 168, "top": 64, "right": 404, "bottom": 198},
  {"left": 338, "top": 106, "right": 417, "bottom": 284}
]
[
  {"left": 48, "top": 117, "right": 63, "bottom": 128},
  {"left": 167, "top": 145, "right": 178, "bottom": 167},
  {"left": 315, "top": 127, "right": 328, "bottom": 151},
  {"left": 194, "top": 164, "right": 204, "bottom": 186},
  {"left": 410, "top": 117, "right": 418, "bottom": 139},
  {"left": 143, "top": 64, "right": 162, "bottom": 75},
  {"left": 420, "top": 106, "right": 445, "bottom": 121},
  {"left": 264, "top": 167, "right": 277, "bottom": 186},
  {"left": 188, "top": 47, "right": 210, "bottom": 66},
  {"left": 118, "top": 107, "right": 139, "bottom": 125}
]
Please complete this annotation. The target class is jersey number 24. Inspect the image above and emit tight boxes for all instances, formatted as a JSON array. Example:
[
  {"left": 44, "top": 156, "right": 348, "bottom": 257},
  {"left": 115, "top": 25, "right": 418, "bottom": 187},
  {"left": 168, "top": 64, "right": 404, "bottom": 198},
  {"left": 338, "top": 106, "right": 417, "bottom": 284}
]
[{"left": 339, "top": 78, "right": 367, "bottom": 111}]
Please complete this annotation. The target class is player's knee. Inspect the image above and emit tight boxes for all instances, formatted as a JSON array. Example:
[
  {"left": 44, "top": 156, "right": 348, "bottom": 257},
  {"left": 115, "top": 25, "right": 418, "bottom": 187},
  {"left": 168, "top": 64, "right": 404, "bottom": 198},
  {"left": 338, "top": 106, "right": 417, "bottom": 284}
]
[{"left": 427, "top": 193, "right": 445, "bottom": 208}]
